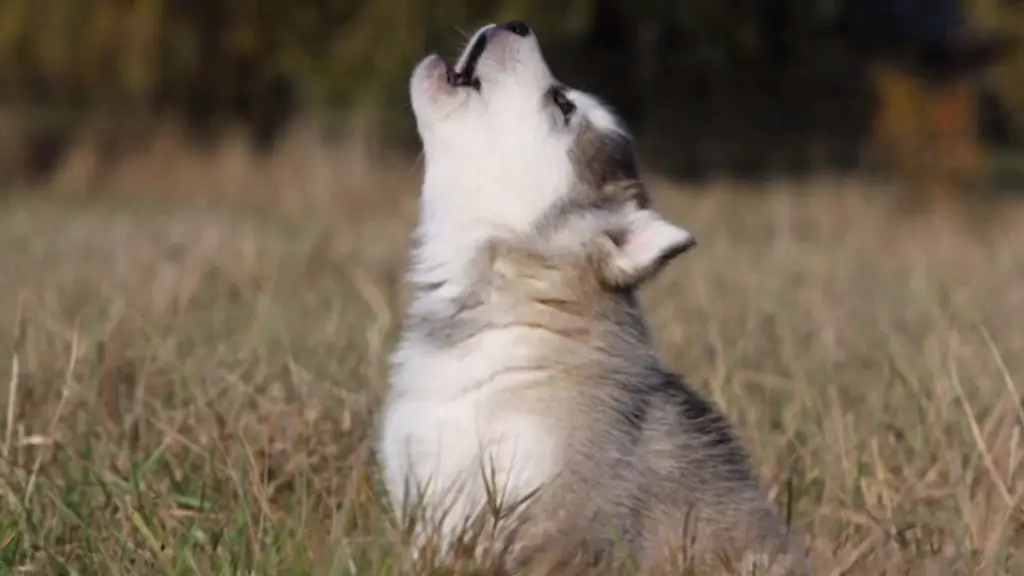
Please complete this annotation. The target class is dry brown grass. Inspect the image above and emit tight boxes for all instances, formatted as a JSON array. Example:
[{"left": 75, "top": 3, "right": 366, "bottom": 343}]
[{"left": 1, "top": 132, "right": 1023, "bottom": 574}]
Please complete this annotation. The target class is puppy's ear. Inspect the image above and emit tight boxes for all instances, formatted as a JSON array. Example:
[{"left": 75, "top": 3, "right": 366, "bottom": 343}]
[{"left": 598, "top": 207, "right": 696, "bottom": 289}]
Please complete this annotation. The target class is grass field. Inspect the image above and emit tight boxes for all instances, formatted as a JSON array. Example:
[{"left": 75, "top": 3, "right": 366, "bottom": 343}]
[{"left": 1, "top": 136, "right": 1023, "bottom": 574}]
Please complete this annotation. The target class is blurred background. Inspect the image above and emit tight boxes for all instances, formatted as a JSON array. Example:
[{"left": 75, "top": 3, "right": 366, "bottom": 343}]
[
  {"left": 2, "top": 2, "right": 1024, "bottom": 573},
  {"left": 0, "top": 0, "right": 1022, "bottom": 196}
]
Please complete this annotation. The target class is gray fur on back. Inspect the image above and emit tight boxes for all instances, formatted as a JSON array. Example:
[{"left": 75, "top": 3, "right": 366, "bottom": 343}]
[{"left": 400, "top": 176, "right": 809, "bottom": 574}]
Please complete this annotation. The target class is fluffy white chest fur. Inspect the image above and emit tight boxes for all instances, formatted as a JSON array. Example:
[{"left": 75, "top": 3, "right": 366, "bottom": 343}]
[{"left": 379, "top": 320, "right": 563, "bottom": 546}]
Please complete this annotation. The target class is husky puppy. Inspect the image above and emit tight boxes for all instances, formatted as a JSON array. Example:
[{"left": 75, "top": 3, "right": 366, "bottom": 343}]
[{"left": 378, "top": 21, "right": 809, "bottom": 575}]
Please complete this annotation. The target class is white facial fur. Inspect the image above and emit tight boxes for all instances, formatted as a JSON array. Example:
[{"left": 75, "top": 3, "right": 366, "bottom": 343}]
[{"left": 408, "top": 22, "right": 649, "bottom": 289}]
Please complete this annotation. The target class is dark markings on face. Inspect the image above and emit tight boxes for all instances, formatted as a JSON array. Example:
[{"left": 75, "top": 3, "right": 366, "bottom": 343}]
[
  {"left": 527, "top": 123, "right": 658, "bottom": 294},
  {"left": 570, "top": 121, "right": 640, "bottom": 193},
  {"left": 532, "top": 175, "right": 648, "bottom": 252},
  {"left": 532, "top": 118, "right": 650, "bottom": 239}
]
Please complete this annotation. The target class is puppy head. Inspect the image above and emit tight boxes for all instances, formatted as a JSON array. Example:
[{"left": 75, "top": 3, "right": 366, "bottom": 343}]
[{"left": 410, "top": 22, "right": 640, "bottom": 262}]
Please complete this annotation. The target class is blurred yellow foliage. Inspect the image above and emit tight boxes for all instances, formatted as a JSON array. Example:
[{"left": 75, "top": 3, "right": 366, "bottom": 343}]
[
  {"left": 870, "top": 63, "right": 988, "bottom": 199},
  {"left": 868, "top": 0, "right": 1024, "bottom": 198}
]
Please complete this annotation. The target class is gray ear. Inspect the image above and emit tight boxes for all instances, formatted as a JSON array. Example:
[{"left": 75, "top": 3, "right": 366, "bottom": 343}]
[{"left": 600, "top": 207, "right": 696, "bottom": 289}]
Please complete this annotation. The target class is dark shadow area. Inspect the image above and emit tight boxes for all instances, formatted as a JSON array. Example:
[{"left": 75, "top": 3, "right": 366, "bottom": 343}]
[{"left": 545, "top": 37, "right": 875, "bottom": 183}]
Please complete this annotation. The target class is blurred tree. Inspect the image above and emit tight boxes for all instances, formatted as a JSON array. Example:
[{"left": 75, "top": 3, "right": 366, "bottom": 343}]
[
  {"left": 0, "top": 0, "right": 1020, "bottom": 186},
  {"left": 835, "top": 0, "right": 1019, "bottom": 200}
]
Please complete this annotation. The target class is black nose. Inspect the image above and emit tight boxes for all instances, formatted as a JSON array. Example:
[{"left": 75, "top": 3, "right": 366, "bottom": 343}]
[{"left": 501, "top": 20, "right": 531, "bottom": 37}]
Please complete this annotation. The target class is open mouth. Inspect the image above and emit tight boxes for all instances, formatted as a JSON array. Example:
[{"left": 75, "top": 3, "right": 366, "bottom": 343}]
[{"left": 446, "top": 26, "right": 492, "bottom": 90}]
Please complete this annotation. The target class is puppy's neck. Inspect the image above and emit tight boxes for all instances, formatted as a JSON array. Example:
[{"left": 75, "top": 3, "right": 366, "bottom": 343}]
[{"left": 410, "top": 171, "right": 558, "bottom": 294}]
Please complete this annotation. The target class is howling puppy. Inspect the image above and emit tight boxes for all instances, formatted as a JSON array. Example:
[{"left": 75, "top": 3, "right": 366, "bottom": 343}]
[{"left": 378, "top": 21, "right": 809, "bottom": 575}]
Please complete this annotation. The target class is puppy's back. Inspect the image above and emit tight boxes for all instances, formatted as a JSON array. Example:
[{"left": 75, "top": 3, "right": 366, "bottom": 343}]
[
  {"left": 509, "top": 365, "right": 807, "bottom": 574},
  {"left": 484, "top": 219, "right": 808, "bottom": 574}
]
